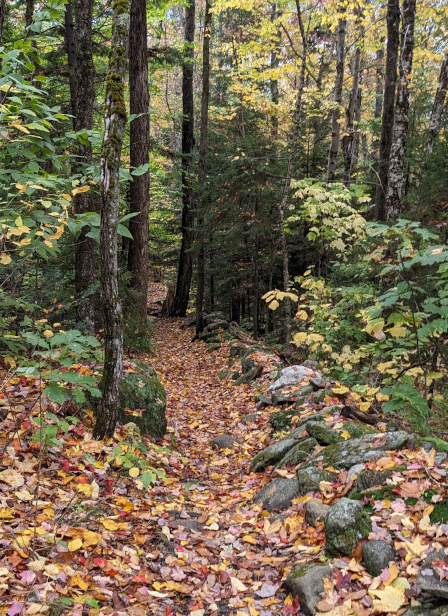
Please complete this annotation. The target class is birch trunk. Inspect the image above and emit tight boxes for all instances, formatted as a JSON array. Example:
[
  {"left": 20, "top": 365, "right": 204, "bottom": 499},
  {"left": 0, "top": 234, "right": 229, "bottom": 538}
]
[
  {"left": 374, "top": 0, "right": 400, "bottom": 220},
  {"left": 128, "top": 0, "right": 150, "bottom": 322},
  {"left": 327, "top": 15, "right": 346, "bottom": 182},
  {"left": 74, "top": 0, "right": 96, "bottom": 331},
  {"left": 94, "top": 0, "right": 129, "bottom": 440},
  {"left": 195, "top": 0, "right": 212, "bottom": 335},
  {"left": 385, "top": 0, "right": 416, "bottom": 220},
  {"left": 426, "top": 52, "right": 448, "bottom": 155},
  {"left": 172, "top": 0, "right": 195, "bottom": 317}
]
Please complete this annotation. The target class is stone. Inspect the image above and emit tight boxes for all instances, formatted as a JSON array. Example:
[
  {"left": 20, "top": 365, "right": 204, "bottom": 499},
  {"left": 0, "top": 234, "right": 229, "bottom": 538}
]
[
  {"left": 303, "top": 431, "right": 415, "bottom": 470},
  {"left": 305, "top": 499, "right": 330, "bottom": 526},
  {"left": 306, "top": 421, "right": 343, "bottom": 446},
  {"left": 199, "top": 331, "right": 220, "bottom": 342},
  {"left": 403, "top": 606, "right": 448, "bottom": 616},
  {"left": 346, "top": 463, "right": 366, "bottom": 483},
  {"left": 257, "top": 394, "right": 273, "bottom": 408},
  {"left": 310, "top": 377, "right": 331, "bottom": 390},
  {"left": 210, "top": 434, "right": 240, "bottom": 449},
  {"left": 362, "top": 540, "right": 396, "bottom": 577},
  {"left": 324, "top": 498, "right": 371, "bottom": 557},
  {"left": 343, "top": 422, "right": 377, "bottom": 438},
  {"left": 287, "top": 409, "right": 331, "bottom": 438},
  {"left": 270, "top": 408, "right": 301, "bottom": 431},
  {"left": 302, "top": 359, "right": 320, "bottom": 369},
  {"left": 240, "top": 413, "right": 259, "bottom": 425},
  {"left": 206, "top": 320, "right": 230, "bottom": 331},
  {"left": 253, "top": 477, "right": 300, "bottom": 512},
  {"left": 169, "top": 518, "right": 200, "bottom": 531},
  {"left": 436, "top": 452, "right": 448, "bottom": 465},
  {"left": 206, "top": 343, "right": 222, "bottom": 351},
  {"left": 299, "top": 385, "right": 314, "bottom": 396},
  {"left": 268, "top": 365, "right": 317, "bottom": 392},
  {"left": 284, "top": 563, "right": 333, "bottom": 615},
  {"left": 118, "top": 362, "right": 166, "bottom": 438},
  {"left": 357, "top": 470, "right": 389, "bottom": 492},
  {"left": 272, "top": 391, "right": 306, "bottom": 406},
  {"left": 273, "top": 438, "right": 319, "bottom": 470},
  {"left": 241, "top": 357, "right": 255, "bottom": 374},
  {"left": 250, "top": 439, "right": 297, "bottom": 471},
  {"left": 309, "top": 390, "right": 328, "bottom": 404},
  {"left": 417, "top": 549, "right": 448, "bottom": 599},
  {"left": 233, "top": 364, "right": 263, "bottom": 386},
  {"left": 297, "top": 467, "right": 335, "bottom": 495}
]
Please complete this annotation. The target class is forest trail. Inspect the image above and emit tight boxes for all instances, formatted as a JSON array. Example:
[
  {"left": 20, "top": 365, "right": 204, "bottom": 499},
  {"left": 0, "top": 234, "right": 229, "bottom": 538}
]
[{"left": 149, "top": 319, "right": 297, "bottom": 615}]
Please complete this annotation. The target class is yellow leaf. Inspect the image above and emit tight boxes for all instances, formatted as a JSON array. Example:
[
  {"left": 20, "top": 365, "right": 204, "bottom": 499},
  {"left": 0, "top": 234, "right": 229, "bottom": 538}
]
[
  {"left": 340, "top": 430, "right": 351, "bottom": 440},
  {"left": 82, "top": 530, "right": 102, "bottom": 547},
  {"left": 269, "top": 299, "right": 279, "bottom": 310},
  {"left": 308, "top": 333, "right": 324, "bottom": 342},
  {"left": 359, "top": 402, "right": 370, "bottom": 412},
  {"left": 129, "top": 467, "right": 140, "bottom": 478},
  {"left": 230, "top": 576, "right": 248, "bottom": 592},
  {"left": 369, "top": 583, "right": 406, "bottom": 613},
  {"left": 61, "top": 193, "right": 72, "bottom": 202},
  {"left": 388, "top": 326, "right": 407, "bottom": 338},
  {"left": 332, "top": 385, "right": 349, "bottom": 395},
  {"left": 295, "top": 309, "right": 308, "bottom": 320},
  {"left": 242, "top": 534, "right": 257, "bottom": 545},
  {"left": 70, "top": 573, "right": 89, "bottom": 590},
  {"left": 293, "top": 332, "right": 307, "bottom": 343},
  {"left": 0, "top": 253, "right": 12, "bottom": 265},
  {"left": 43, "top": 330, "right": 53, "bottom": 338},
  {"left": 68, "top": 537, "right": 83, "bottom": 552},
  {"left": 72, "top": 185, "right": 90, "bottom": 196}
]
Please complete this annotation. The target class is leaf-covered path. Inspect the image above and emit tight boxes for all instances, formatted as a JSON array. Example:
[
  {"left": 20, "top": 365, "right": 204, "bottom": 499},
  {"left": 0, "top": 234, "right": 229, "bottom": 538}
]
[{"left": 151, "top": 318, "right": 295, "bottom": 616}]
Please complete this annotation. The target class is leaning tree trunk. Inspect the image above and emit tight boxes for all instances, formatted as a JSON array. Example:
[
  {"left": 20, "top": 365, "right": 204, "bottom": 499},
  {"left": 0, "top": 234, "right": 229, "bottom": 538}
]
[
  {"left": 74, "top": 0, "right": 96, "bottom": 331},
  {"left": 64, "top": 0, "right": 77, "bottom": 128},
  {"left": 94, "top": 0, "right": 130, "bottom": 440},
  {"left": 426, "top": 51, "right": 448, "bottom": 155},
  {"left": 385, "top": 0, "right": 416, "bottom": 220},
  {"left": 172, "top": 0, "right": 195, "bottom": 317},
  {"left": 195, "top": 0, "right": 212, "bottom": 336},
  {"left": 327, "top": 15, "right": 346, "bottom": 183},
  {"left": 374, "top": 0, "right": 400, "bottom": 220},
  {"left": 128, "top": 0, "right": 150, "bottom": 323}
]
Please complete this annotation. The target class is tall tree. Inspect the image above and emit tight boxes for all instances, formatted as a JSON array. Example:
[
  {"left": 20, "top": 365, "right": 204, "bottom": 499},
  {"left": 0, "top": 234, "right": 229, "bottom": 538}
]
[
  {"left": 195, "top": 0, "right": 212, "bottom": 335},
  {"left": 385, "top": 0, "right": 416, "bottom": 220},
  {"left": 74, "top": 0, "right": 96, "bottom": 330},
  {"left": 171, "top": 0, "right": 195, "bottom": 317},
  {"left": 374, "top": 0, "right": 400, "bottom": 220},
  {"left": 94, "top": 0, "right": 130, "bottom": 440},
  {"left": 25, "top": 0, "right": 34, "bottom": 32},
  {"left": 64, "top": 0, "right": 77, "bottom": 128},
  {"left": 327, "top": 14, "right": 346, "bottom": 182},
  {"left": 128, "top": 0, "right": 150, "bottom": 323},
  {"left": 426, "top": 51, "right": 448, "bottom": 155},
  {"left": 0, "top": 0, "right": 6, "bottom": 43}
]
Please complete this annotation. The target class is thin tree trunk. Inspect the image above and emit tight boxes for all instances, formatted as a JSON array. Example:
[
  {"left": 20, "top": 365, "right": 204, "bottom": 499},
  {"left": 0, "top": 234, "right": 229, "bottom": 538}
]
[
  {"left": 0, "top": 0, "right": 6, "bottom": 43},
  {"left": 342, "top": 20, "right": 362, "bottom": 187},
  {"left": 64, "top": 0, "right": 77, "bottom": 128},
  {"left": 128, "top": 0, "right": 150, "bottom": 322},
  {"left": 270, "top": 3, "right": 279, "bottom": 139},
  {"left": 25, "top": 0, "right": 34, "bottom": 32},
  {"left": 172, "top": 0, "right": 195, "bottom": 317},
  {"left": 351, "top": 84, "right": 362, "bottom": 168},
  {"left": 385, "top": 0, "right": 416, "bottom": 220},
  {"left": 253, "top": 197, "right": 259, "bottom": 340},
  {"left": 327, "top": 15, "right": 346, "bottom": 182},
  {"left": 426, "top": 52, "right": 448, "bottom": 155},
  {"left": 195, "top": 0, "right": 212, "bottom": 336},
  {"left": 372, "top": 46, "right": 384, "bottom": 159},
  {"left": 74, "top": 0, "right": 96, "bottom": 331},
  {"left": 94, "top": 1, "right": 130, "bottom": 440},
  {"left": 374, "top": 0, "right": 400, "bottom": 220}
]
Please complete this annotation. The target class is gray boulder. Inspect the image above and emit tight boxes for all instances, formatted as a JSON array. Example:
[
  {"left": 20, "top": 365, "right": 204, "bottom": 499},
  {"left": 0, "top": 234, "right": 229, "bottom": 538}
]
[
  {"left": 306, "top": 421, "right": 343, "bottom": 446},
  {"left": 210, "top": 434, "right": 240, "bottom": 449},
  {"left": 268, "top": 365, "right": 317, "bottom": 392},
  {"left": 288, "top": 407, "right": 340, "bottom": 439},
  {"left": 274, "top": 438, "right": 319, "bottom": 470},
  {"left": 346, "top": 463, "right": 366, "bottom": 483},
  {"left": 305, "top": 499, "right": 331, "bottom": 526},
  {"left": 297, "top": 467, "right": 335, "bottom": 495},
  {"left": 357, "top": 469, "right": 389, "bottom": 492},
  {"left": 403, "top": 607, "right": 448, "bottom": 616},
  {"left": 303, "top": 431, "right": 414, "bottom": 470},
  {"left": 240, "top": 413, "right": 259, "bottom": 425},
  {"left": 417, "top": 549, "right": 448, "bottom": 599},
  {"left": 285, "top": 563, "right": 333, "bottom": 615},
  {"left": 251, "top": 439, "right": 297, "bottom": 471},
  {"left": 362, "top": 540, "right": 396, "bottom": 577},
  {"left": 233, "top": 364, "right": 263, "bottom": 386},
  {"left": 325, "top": 498, "right": 371, "bottom": 557},
  {"left": 253, "top": 477, "right": 300, "bottom": 512}
]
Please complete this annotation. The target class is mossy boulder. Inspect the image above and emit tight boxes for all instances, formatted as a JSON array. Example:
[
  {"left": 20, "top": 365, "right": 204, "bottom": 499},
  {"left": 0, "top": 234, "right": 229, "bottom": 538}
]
[
  {"left": 325, "top": 498, "right": 371, "bottom": 557},
  {"left": 253, "top": 477, "right": 300, "bottom": 512},
  {"left": 270, "top": 408, "right": 300, "bottom": 431},
  {"left": 233, "top": 364, "right": 263, "bottom": 385},
  {"left": 206, "top": 342, "right": 222, "bottom": 351},
  {"left": 357, "top": 469, "right": 389, "bottom": 492},
  {"left": 119, "top": 363, "right": 166, "bottom": 438},
  {"left": 285, "top": 563, "right": 333, "bottom": 616},
  {"left": 343, "top": 422, "right": 377, "bottom": 438},
  {"left": 250, "top": 438, "right": 297, "bottom": 471},
  {"left": 309, "top": 390, "right": 328, "bottom": 404},
  {"left": 206, "top": 320, "right": 230, "bottom": 331},
  {"left": 306, "top": 421, "right": 343, "bottom": 446},
  {"left": 297, "top": 466, "right": 335, "bottom": 495},
  {"left": 272, "top": 391, "right": 305, "bottom": 406},
  {"left": 288, "top": 407, "right": 338, "bottom": 439},
  {"left": 274, "top": 437, "right": 319, "bottom": 470}
]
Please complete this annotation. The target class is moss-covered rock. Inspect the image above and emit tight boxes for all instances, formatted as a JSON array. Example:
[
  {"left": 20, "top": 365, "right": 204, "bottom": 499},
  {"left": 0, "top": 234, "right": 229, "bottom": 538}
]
[
  {"left": 297, "top": 466, "right": 335, "bottom": 495},
  {"left": 288, "top": 407, "right": 338, "bottom": 439},
  {"left": 270, "top": 408, "right": 300, "bottom": 431},
  {"left": 233, "top": 364, "right": 263, "bottom": 385},
  {"left": 253, "top": 477, "right": 300, "bottom": 512},
  {"left": 273, "top": 438, "right": 319, "bottom": 470},
  {"left": 206, "top": 320, "right": 230, "bottom": 331},
  {"left": 250, "top": 438, "right": 297, "bottom": 471},
  {"left": 430, "top": 501, "right": 448, "bottom": 525},
  {"left": 206, "top": 342, "right": 222, "bottom": 351},
  {"left": 343, "top": 422, "right": 377, "bottom": 438},
  {"left": 199, "top": 331, "right": 220, "bottom": 342},
  {"left": 325, "top": 498, "right": 371, "bottom": 557},
  {"left": 309, "top": 389, "right": 328, "bottom": 404},
  {"left": 306, "top": 421, "right": 343, "bottom": 446},
  {"left": 356, "top": 470, "right": 389, "bottom": 492},
  {"left": 284, "top": 563, "right": 333, "bottom": 616},
  {"left": 119, "top": 362, "right": 166, "bottom": 438}
]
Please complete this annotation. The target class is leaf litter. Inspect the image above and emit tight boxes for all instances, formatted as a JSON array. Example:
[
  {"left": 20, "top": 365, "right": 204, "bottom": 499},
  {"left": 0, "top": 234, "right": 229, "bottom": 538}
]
[{"left": 0, "top": 319, "right": 447, "bottom": 615}]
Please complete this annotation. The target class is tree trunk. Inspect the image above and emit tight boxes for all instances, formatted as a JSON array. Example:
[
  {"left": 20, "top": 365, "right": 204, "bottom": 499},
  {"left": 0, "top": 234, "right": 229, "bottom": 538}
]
[
  {"left": 342, "top": 21, "right": 362, "bottom": 187},
  {"left": 426, "top": 51, "right": 448, "bottom": 155},
  {"left": 0, "top": 0, "right": 6, "bottom": 43},
  {"left": 94, "top": 1, "right": 129, "bottom": 440},
  {"left": 25, "top": 0, "right": 34, "bottom": 31},
  {"left": 372, "top": 46, "right": 384, "bottom": 159},
  {"left": 252, "top": 197, "right": 259, "bottom": 341},
  {"left": 327, "top": 15, "right": 346, "bottom": 182},
  {"left": 128, "top": 0, "right": 150, "bottom": 322},
  {"left": 374, "top": 0, "right": 400, "bottom": 220},
  {"left": 195, "top": 0, "right": 212, "bottom": 336},
  {"left": 172, "top": 0, "right": 195, "bottom": 317},
  {"left": 64, "top": 0, "right": 77, "bottom": 128},
  {"left": 74, "top": 0, "right": 96, "bottom": 331},
  {"left": 385, "top": 0, "right": 416, "bottom": 220}
]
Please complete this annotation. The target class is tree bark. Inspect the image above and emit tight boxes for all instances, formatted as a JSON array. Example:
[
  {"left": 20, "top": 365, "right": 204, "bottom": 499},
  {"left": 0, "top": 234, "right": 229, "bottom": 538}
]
[
  {"left": 25, "top": 0, "right": 34, "bottom": 32},
  {"left": 195, "top": 0, "right": 212, "bottom": 336},
  {"left": 0, "top": 0, "right": 6, "bottom": 44},
  {"left": 426, "top": 51, "right": 448, "bottom": 155},
  {"left": 128, "top": 0, "right": 150, "bottom": 323},
  {"left": 172, "top": 0, "right": 195, "bottom": 317},
  {"left": 327, "top": 15, "right": 346, "bottom": 182},
  {"left": 372, "top": 46, "right": 384, "bottom": 159},
  {"left": 342, "top": 15, "right": 362, "bottom": 188},
  {"left": 94, "top": 0, "right": 129, "bottom": 440},
  {"left": 252, "top": 197, "right": 259, "bottom": 340},
  {"left": 374, "top": 0, "right": 400, "bottom": 220},
  {"left": 74, "top": 0, "right": 96, "bottom": 331},
  {"left": 385, "top": 0, "right": 416, "bottom": 220},
  {"left": 64, "top": 0, "right": 77, "bottom": 128}
]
